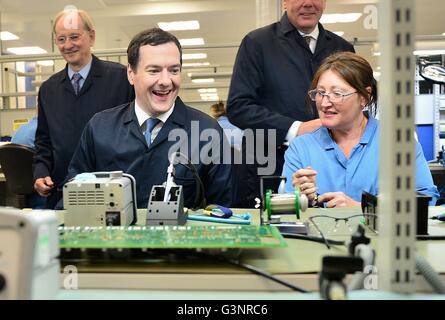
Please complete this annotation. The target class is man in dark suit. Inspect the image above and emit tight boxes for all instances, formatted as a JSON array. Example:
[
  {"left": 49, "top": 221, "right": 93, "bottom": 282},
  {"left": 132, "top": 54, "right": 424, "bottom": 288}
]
[
  {"left": 66, "top": 28, "right": 233, "bottom": 209},
  {"left": 227, "top": 0, "right": 355, "bottom": 207},
  {"left": 33, "top": 9, "right": 134, "bottom": 208}
]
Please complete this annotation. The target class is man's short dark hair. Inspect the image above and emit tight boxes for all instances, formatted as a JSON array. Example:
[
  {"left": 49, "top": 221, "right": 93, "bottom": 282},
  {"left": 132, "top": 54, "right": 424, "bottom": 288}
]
[{"left": 127, "top": 28, "right": 182, "bottom": 70}]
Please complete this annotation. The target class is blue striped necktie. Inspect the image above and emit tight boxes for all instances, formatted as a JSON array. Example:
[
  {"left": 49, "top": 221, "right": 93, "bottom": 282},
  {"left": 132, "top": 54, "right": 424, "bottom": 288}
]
[
  {"left": 144, "top": 118, "right": 161, "bottom": 146},
  {"left": 72, "top": 73, "right": 82, "bottom": 95}
]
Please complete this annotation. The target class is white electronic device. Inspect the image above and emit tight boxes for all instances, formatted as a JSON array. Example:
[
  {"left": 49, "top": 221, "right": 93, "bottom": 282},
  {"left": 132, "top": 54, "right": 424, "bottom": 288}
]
[
  {"left": 0, "top": 207, "right": 59, "bottom": 300},
  {"left": 63, "top": 171, "right": 137, "bottom": 226}
]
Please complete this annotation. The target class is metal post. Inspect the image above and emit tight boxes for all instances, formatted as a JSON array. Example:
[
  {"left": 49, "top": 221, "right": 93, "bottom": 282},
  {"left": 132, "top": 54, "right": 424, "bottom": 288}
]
[{"left": 378, "top": 0, "right": 416, "bottom": 293}]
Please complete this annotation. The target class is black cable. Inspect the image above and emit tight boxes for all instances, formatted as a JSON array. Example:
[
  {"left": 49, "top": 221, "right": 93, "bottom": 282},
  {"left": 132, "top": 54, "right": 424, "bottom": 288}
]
[
  {"left": 281, "top": 233, "right": 346, "bottom": 246},
  {"left": 173, "top": 152, "right": 206, "bottom": 209},
  {"left": 223, "top": 258, "right": 308, "bottom": 293},
  {"left": 184, "top": 251, "right": 308, "bottom": 293}
]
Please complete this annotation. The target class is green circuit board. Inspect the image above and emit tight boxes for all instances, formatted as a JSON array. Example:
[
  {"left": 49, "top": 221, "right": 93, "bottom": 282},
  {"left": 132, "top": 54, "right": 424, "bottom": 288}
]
[{"left": 59, "top": 225, "right": 287, "bottom": 249}]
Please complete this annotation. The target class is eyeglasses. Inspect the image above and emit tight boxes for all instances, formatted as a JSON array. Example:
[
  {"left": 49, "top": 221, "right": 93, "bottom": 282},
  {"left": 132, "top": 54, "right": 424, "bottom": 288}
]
[
  {"left": 308, "top": 89, "right": 357, "bottom": 103},
  {"left": 307, "top": 213, "right": 377, "bottom": 249},
  {"left": 55, "top": 33, "right": 84, "bottom": 45}
]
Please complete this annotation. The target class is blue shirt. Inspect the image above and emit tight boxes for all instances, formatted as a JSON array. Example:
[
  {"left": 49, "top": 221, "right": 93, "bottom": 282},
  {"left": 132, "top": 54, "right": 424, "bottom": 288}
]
[
  {"left": 11, "top": 116, "right": 37, "bottom": 148},
  {"left": 217, "top": 116, "right": 244, "bottom": 150},
  {"left": 282, "top": 116, "right": 439, "bottom": 204},
  {"left": 67, "top": 58, "right": 92, "bottom": 91}
]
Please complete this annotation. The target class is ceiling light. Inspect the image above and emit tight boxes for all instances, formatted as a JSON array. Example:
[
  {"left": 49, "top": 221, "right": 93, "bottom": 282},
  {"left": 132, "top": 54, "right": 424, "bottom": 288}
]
[
  {"left": 37, "top": 60, "right": 54, "bottom": 67},
  {"left": 413, "top": 50, "right": 445, "bottom": 56},
  {"left": 320, "top": 13, "right": 362, "bottom": 24},
  {"left": 200, "top": 93, "right": 219, "bottom": 97},
  {"left": 183, "top": 53, "right": 207, "bottom": 60},
  {"left": 158, "top": 20, "right": 200, "bottom": 31},
  {"left": 0, "top": 31, "right": 19, "bottom": 41},
  {"left": 183, "top": 62, "right": 211, "bottom": 67},
  {"left": 201, "top": 95, "right": 219, "bottom": 101},
  {"left": 192, "top": 78, "right": 215, "bottom": 83},
  {"left": 333, "top": 31, "right": 345, "bottom": 37},
  {"left": 6, "top": 46, "right": 47, "bottom": 55},
  {"left": 180, "top": 38, "right": 205, "bottom": 46},
  {"left": 198, "top": 88, "right": 217, "bottom": 93}
]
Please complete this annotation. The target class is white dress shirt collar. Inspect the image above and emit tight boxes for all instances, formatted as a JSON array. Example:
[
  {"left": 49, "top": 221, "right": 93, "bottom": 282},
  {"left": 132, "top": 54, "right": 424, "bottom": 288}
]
[{"left": 134, "top": 101, "right": 175, "bottom": 127}]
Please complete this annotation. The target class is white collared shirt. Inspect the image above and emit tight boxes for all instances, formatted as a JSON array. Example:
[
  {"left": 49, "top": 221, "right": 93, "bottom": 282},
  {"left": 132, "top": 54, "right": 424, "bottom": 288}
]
[
  {"left": 298, "top": 24, "right": 319, "bottom": 54},
  {"left": 284, "top": 25, "right": 321, "bottom": 144},
  {"left": 134, "top": 101, "right": 175, "bottom": 143}
]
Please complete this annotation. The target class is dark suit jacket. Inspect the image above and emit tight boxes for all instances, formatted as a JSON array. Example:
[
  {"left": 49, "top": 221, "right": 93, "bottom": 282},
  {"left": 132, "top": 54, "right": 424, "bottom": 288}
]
[
  {"left": 66, "top": 98, "right": 233, "bottom": 209},
  {"left": 33, "top": 55, "right": 135, "bottom": 208},
  {"left": 226, "top": 13, "right": 354, "bottom": 207},
  {"left": 227, "top": 14, "right": 354, "bottom": 146}
]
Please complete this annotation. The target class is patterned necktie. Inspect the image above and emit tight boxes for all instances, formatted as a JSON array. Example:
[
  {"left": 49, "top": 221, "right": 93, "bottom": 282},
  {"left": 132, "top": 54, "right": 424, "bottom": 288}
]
[
  {"left": 304, "top": 36, "right": 313, "bottom": 52},
  {"left": 144, "top": 118, "right": 161, "bottom": 146},
  {"left": 72, "top": 73, "right": 82, "bottom": 95}
]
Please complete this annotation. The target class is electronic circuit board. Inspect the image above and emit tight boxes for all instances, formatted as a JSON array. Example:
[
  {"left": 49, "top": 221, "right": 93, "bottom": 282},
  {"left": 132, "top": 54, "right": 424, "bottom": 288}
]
[{"left": 59, "top": 225, "right": 287, "bottom": 249}]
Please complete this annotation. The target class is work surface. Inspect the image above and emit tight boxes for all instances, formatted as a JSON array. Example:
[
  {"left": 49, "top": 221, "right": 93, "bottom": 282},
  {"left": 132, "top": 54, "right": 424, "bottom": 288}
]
[{"left": 57, "top": 206, "right": 445, "bottom": 297}]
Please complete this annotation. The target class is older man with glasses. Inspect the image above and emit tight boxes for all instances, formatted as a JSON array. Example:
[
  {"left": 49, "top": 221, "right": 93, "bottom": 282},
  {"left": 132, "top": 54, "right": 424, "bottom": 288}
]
[{"left": 33, "top": 8, "right": 134, "bottom": 208}]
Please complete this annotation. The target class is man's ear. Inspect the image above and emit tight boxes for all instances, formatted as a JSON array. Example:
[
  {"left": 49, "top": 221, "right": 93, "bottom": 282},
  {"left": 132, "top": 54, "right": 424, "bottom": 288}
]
[
  {"left": 89, "top": 29, "right": 96, "bottom": 46},
  {"left": 127, "top": 65, "right": 135, "bottom": 85}
]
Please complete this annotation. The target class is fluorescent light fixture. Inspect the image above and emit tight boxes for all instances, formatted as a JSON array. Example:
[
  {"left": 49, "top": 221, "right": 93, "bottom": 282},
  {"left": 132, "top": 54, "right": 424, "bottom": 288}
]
[
  {"left": 198, "top": 88, "right": 217, "bottom": 93},
  {"left": 372, "top": 51, "right": 381, "bottom": 56},
  {"left": 442, "top": 32, "right": 445, "bottom": 36},
  {"left": 413, "top": 49, "right": 445, "bottom": 56},
  {"left": 333, "top": 31, "right": 345, "bottom": 37},
  {"left": 182, "top": 53, "right": 207, "bottom": 60},
  {"left": 200, "top": 93, "right": 219, "bottom": 98},
  {"left": 180, "top": 38, "right": 205, "bottom": 46},
  {"left": 1, "top": 31, "right": 19, "bottom": 41},
  {"left": 183, "top": 62, "right": 211, "bottom": 67},
  {"left": 6, "top": 46, "right": 47, "bottom": 55},
  {"left": 320, "top": 13, "right": 362, "bottom": 24},
  {"left": 192, "top": 78, "right": 215, "bottom": 83},
  {"left": 374, "top": 49, "right": 445, "bottom": 56},
  {"left": 201, "top": 95, "right": 219, "bottom": 101},
  {"left": 37, "top": 60, "right": 54, "bottom": 67},
  {"left": 158, "top": 20, "right": 200, "bottom": 31}
]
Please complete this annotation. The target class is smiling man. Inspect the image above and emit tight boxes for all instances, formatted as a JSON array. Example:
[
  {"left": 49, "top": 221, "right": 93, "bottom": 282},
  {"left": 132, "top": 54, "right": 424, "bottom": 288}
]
[
  {"left": 33, "top": 8, "right": 134, "bottom": 208},
  {"left": 226, "top": 0, "right": 355, "bottom": 207},
  {"left": 65, "top": 28, "right": 233, "bottom": 209}
]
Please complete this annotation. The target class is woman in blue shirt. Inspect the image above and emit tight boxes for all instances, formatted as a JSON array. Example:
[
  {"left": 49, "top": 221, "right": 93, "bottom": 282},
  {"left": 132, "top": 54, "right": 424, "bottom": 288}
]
[{"left": 282, "top": 51, "right": 439, "bottom": 207}]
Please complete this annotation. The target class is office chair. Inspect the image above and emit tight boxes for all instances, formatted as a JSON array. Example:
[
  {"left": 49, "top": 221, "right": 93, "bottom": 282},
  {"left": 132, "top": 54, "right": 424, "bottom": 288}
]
[{"left": 0, "top": 143, "right": 38, "bottom": 208}]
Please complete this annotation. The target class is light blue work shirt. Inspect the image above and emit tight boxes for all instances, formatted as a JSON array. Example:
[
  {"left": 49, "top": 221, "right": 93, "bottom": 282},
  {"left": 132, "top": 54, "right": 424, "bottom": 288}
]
[
  {"left": 282, "top": 116, "right": 439, "bottom": 205},
  {"left": 67, "top": 58, "right": 92, "bottom": 91},
  {"left": 11, "top": 116, "right": 37, "bottom": 148}
]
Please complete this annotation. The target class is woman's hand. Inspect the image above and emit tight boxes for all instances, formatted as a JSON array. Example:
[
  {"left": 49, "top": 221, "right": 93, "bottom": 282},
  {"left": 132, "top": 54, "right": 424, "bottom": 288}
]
[
  {"left": 292, "top": 166, "right": 317, "bottom": 201},
  {"left": 318, "top": 192, "right": 360, "bottom": 208}
]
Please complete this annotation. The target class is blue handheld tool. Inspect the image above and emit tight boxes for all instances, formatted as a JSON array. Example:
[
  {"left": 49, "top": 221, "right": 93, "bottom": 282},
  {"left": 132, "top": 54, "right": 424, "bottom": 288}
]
[
  {"left": 203, "top": 205, "right": 233, "bottom": 218},
  {"left": 188, "top": 212, "right": 251, "bottom": 225}
]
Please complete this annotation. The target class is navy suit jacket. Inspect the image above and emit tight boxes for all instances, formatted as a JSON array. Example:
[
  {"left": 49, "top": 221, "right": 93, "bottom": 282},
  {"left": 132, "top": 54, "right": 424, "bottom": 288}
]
[
  {"left": 227, "top": 14, "right": 355, "bottom": 146},
  {"left": 226, "top": 14, "right": 354, "bottom": 207},
  {"left": 66, "top": 98, "right": 233, "bottom": 209},
  {"left": 34, "top": 55, "right": 135, "bottom": 208}
]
